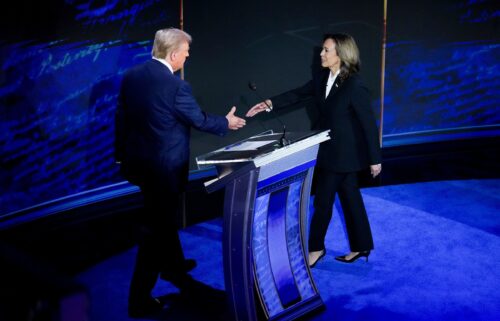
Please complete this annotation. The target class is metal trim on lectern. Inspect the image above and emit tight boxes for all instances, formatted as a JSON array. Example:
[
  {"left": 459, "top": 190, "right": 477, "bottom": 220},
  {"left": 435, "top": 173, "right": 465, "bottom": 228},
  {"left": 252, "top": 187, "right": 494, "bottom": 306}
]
[{"left": 196, "top": 130, "right": 330, "bottom": 321}]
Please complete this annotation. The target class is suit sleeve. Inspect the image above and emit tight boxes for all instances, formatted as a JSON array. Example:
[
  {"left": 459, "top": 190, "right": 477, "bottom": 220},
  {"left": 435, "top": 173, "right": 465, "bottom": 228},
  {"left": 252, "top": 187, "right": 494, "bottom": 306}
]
[
  {"left": 173, "top": 81, "right": 228, "bottom": 136},
  {"left": 271, "top": 80, "right": 315, "bottom": 110},
  {"left": 351, "top": 82, "right": 382, "bottom": 165}
]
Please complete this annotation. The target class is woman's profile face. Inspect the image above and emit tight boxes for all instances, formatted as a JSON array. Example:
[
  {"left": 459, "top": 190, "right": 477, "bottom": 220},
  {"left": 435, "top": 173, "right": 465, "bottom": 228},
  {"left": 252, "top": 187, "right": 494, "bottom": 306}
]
[{"left": 320, "top": 38, "right": 341, "bottom": 72}]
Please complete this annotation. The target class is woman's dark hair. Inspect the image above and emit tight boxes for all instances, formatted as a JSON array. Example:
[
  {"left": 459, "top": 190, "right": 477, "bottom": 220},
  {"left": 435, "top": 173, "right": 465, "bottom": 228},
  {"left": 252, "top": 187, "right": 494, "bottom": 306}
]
[{"left": 323, "top": 33, "right": 360, "bottom": 80}]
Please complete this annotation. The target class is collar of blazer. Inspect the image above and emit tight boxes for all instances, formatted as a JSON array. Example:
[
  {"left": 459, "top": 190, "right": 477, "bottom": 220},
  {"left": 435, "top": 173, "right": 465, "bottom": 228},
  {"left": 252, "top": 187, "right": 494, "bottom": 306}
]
[
  {"left": 323, "top": 71, "right": 343, "bottom": 100},
  {"left": 151, "top": 58, "right": 174, "bottom": 74}
]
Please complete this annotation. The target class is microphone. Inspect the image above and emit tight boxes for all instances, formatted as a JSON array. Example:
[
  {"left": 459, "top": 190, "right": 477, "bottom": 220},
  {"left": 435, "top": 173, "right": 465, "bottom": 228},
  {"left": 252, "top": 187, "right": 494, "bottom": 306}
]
[{"left": 248, "top": 81, "right": 289, "bottom": 147}]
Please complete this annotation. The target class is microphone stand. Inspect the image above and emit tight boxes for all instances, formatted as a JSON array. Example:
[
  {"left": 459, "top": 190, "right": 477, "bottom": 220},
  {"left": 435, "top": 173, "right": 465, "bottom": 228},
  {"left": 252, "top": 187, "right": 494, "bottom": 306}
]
[
  {"left": 248, "top": 82, "right": 289, "bottom": 147},
  {"left": 262, "top": 100, "right": 289, "bottom": 147}
]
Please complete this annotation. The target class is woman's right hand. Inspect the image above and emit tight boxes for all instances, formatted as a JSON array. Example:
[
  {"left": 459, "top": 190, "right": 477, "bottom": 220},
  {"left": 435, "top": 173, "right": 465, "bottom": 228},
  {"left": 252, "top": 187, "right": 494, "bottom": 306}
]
[{"left": 246, "top": 100, "right": 272, "bottom": 117}]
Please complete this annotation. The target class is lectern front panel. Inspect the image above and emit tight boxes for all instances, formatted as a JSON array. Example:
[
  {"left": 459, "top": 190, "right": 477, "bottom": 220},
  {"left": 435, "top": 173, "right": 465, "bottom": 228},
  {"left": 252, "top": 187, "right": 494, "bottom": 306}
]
[
  {"left": 252, "top": 170, "right": 317, "bottom": 319},
  {"left": 267, "top": 187, "right": 301, "bottom": 308},
  {"left": 199, "top": 131, "right": 329, "bottom": 321}
]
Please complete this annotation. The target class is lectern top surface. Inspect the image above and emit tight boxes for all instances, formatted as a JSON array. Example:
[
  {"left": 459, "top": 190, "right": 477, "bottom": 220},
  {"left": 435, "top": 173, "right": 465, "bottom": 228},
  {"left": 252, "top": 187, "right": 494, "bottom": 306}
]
[{"left": 196, "top": 130, "right": 327, "bottom": 165}]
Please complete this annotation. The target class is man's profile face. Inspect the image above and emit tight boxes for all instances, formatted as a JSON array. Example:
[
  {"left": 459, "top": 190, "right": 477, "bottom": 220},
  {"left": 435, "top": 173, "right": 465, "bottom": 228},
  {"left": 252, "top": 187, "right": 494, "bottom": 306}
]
[{"left": 172, "top": 41, "right": 190, "bottom": 71}]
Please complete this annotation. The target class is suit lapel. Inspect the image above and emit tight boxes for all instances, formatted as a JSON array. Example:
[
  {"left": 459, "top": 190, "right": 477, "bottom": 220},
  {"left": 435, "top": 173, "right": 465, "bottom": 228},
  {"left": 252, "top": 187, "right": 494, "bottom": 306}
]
[
  {"left": 321, "top": 71, "right": 329, "bottom": 101},
  {"left": 326, "top": 75, "right": 342, "bottom": 100}
]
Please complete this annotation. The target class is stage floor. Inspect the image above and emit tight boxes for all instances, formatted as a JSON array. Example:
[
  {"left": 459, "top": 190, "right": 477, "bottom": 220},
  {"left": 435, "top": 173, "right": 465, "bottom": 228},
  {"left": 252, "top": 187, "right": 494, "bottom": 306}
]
[{"left": 77, "top": 179, "right": 500, "bottom": 321}]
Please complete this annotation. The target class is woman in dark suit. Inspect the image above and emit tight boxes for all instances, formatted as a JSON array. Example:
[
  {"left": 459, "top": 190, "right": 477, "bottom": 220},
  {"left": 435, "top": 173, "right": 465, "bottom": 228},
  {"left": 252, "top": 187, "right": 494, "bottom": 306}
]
[{"left": 246, "top": 33, "right": 381, "bottom": 266}]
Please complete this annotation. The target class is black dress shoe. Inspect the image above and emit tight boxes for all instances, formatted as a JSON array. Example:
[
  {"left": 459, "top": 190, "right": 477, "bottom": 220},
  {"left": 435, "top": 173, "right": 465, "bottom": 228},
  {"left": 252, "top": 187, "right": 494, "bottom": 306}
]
[
  {"left": 128, "top": 296, "right": 163, "bottom": 318},
  {"left": 182, "top": 259, "right": 197, "bottom": 272},
  {"left": 160, "top": 259, "right": 197, "bottom": 282},
  {"left": 309, "top": 249, "right": 326, "bottom": 268},
  {"left": 177, "top": 278, "right": 223, "bottom": 302},
  {"left": 335, "top": 251, "right": 370, "bottom": 263},
  {"left": 168, "top": 274, "right": 196, "bottom": 290},
  {"left": 180, "top": 280, "right": 228, "bottom": 315}
]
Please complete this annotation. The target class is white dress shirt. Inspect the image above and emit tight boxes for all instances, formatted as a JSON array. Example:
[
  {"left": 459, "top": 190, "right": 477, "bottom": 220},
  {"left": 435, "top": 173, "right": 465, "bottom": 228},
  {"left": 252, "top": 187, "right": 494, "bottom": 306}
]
[{"left": 325, "top": 69, "right": 340, "bottom": 98}]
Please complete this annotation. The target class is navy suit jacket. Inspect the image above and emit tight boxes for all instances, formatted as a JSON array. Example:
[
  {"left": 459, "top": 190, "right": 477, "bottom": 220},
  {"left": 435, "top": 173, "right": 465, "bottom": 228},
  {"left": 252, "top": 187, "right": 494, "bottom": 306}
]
[
  {"left": 115, "top": 59, "right": 228, "bottom": 191},
  {"left": 271, "top": 69, "right": 381, "bottom": 172}
]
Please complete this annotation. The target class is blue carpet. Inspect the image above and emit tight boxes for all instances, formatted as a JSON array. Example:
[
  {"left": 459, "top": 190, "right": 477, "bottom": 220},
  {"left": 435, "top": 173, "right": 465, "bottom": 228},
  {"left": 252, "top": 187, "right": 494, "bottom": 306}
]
[{"left": 77, "top": 179, "right": 500, "bottom": 321}]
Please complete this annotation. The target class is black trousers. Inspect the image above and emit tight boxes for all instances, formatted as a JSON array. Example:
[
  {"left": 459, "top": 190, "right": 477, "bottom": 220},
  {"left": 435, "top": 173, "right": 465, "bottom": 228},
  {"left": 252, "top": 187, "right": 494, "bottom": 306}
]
[
  {"left": 129, "top": 182, "right": 186, "bottom": 302},
  {"left": 309, "top": 169, "right": 374, "bottom": 253}
]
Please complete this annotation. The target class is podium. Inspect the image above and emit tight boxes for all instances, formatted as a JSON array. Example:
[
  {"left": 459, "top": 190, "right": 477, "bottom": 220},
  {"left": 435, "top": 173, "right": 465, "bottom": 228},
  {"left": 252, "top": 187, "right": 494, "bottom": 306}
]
[{"left": 196, "top": 130, "right": 330, "bottom": 321}]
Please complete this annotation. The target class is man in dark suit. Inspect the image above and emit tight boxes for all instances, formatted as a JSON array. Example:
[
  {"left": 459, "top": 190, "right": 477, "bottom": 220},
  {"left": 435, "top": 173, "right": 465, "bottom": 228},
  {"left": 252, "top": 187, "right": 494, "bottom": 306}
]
[
  {"left": 115, "top": 27, "right": 246, "bottom": 317},
  {"left": 246, "top": 33, "right": 381, "bottom": 267}
]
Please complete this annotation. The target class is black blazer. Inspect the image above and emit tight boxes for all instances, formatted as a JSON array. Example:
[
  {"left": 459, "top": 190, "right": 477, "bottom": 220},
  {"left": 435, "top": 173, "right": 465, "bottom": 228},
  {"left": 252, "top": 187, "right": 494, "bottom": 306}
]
[
  {"left": 115, "top": 59, "right": 228, "bottom": 191},
  {"left": 271, "top": 69, "right": 381, "bottom": 172}
]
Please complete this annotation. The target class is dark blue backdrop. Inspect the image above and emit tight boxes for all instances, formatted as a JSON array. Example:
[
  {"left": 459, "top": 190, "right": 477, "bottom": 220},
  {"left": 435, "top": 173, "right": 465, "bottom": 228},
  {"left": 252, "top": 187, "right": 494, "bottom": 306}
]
[
  {"left": 1, "top": 0, "right": 499, "bottom": 216},
  {"left": 0, "top": 0, "right": 179, "bottom": 215}
]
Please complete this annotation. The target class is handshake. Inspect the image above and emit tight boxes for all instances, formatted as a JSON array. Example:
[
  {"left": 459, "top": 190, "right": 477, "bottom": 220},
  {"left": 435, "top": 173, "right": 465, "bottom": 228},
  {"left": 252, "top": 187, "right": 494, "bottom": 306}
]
[{"left": 225, "top": 99, "right": 273, "bottom": 130}]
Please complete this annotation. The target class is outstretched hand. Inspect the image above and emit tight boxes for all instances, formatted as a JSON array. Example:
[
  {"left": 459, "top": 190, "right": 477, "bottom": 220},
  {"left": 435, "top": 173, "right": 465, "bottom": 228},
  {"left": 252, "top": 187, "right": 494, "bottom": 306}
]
[
  {"left": 246, "top": 100, "right": 272, "bottom": 117},
  {"left": 226, "top": 106, "right": 246, "bottom": 130}
]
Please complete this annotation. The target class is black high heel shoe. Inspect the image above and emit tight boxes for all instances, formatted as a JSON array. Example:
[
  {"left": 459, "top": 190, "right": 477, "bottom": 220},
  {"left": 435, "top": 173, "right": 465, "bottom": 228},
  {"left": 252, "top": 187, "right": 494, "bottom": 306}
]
[
  {"left": 309, "top": 249, "right": 326, "bottom": 268},
  {"left": 334, "top": 251, "right": 370, "bottom": 263}
]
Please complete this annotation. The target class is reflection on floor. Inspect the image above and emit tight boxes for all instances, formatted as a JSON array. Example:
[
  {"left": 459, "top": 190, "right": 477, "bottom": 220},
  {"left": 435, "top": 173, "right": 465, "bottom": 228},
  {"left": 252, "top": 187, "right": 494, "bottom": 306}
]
[{"left": 77, "top": 179, "right": 500, "bottom": 321}]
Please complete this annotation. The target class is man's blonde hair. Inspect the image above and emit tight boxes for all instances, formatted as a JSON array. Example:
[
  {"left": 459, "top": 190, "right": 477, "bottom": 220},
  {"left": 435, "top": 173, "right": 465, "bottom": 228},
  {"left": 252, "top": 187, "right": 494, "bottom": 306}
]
[{"left": 151, "top": 28, "right": 192, "bottom": 59}]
